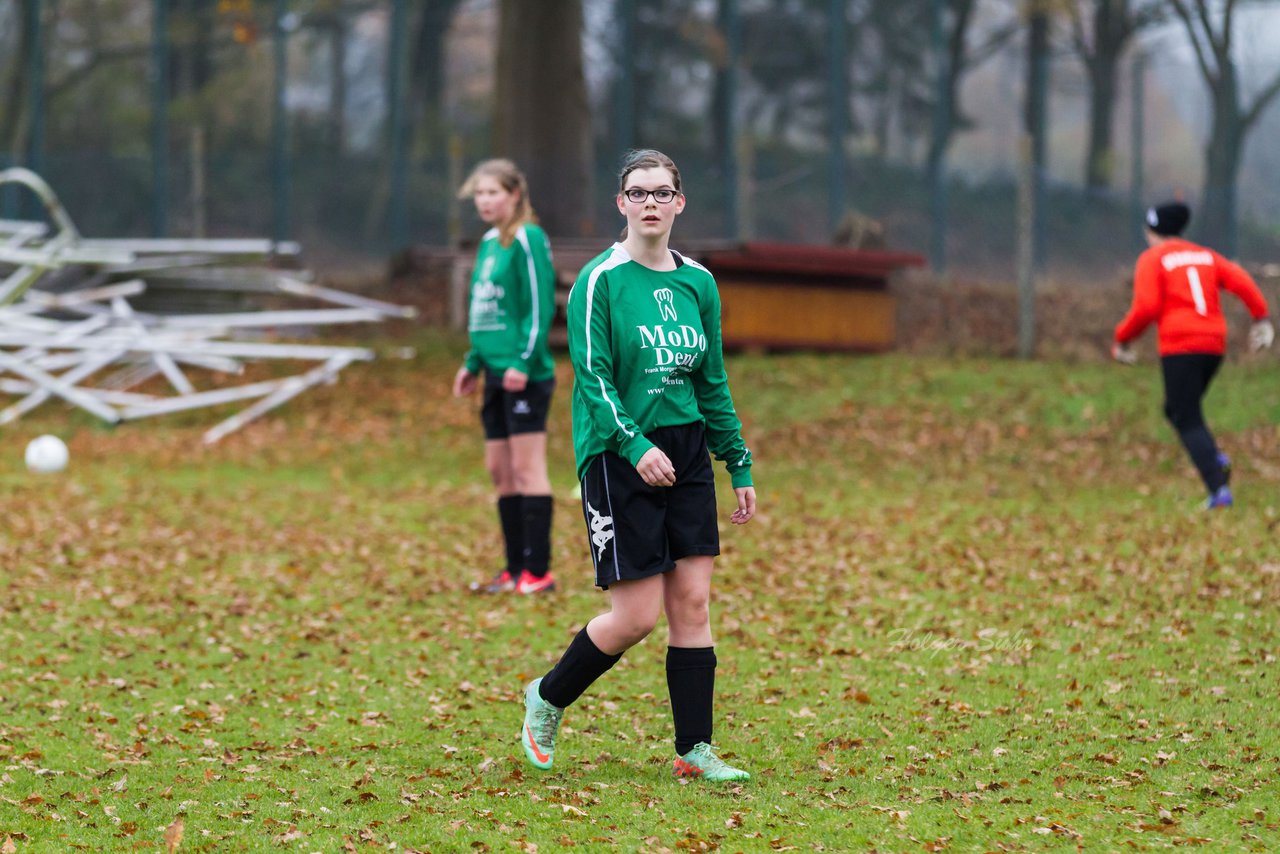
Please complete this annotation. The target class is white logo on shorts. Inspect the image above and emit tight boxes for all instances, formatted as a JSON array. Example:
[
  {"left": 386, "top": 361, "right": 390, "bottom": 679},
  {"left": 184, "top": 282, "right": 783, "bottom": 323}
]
[
  {"left": 587, "top": 501, "right": 614, "bottom": 559},
  {"left": 512, "top": 399, "right": 531, "bottom": 415},
  {"left": 653, "top": 288, "right": 678, "bottom": 322}
]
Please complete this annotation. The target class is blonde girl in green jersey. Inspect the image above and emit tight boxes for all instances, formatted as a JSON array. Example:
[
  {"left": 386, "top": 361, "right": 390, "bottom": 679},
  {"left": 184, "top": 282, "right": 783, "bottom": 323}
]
[
  {"left": 453, "top": 160, "right": 558, "bottom": 595},
  {"left": 519, "top": 150, "right": 756, "bottom": 782}
]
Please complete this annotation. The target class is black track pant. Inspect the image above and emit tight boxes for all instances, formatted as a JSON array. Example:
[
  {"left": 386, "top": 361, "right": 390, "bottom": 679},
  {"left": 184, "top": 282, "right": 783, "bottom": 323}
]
[{"left": 1160, "top": 353, "right": 1226, "bottom": 494}]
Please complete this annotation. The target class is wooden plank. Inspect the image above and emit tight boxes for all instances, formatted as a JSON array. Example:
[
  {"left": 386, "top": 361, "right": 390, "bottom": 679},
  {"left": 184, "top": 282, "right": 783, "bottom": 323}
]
[
  {"left": 717, "top": 280, "right": 896, "bottom": 351},
  {"left": 0, "top": 348, "right": 125, "bottom": 424},
  {"left": 203, "top": 355, "right": 355, "bottom": 444},
  {"left": 0, "top": 349, "right": 120, "bottom": 422},
  {"left": 277, "top": 278, "right": 418, "bottom": 318}
]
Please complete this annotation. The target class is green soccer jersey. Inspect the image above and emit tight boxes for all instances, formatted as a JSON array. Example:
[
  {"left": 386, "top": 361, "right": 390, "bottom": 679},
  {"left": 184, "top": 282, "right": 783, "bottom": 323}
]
[
  {"left": 463, "top": 223, "right": 557, "bottom": 381},
  {"left": 567, "top": 244, "right": 753, "bottom": 488}
]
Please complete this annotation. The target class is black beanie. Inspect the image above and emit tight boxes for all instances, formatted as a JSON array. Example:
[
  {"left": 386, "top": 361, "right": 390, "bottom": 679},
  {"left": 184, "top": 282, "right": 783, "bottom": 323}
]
[{"left": 1145, "top": 202, "right": 1190, "bottom": 236}]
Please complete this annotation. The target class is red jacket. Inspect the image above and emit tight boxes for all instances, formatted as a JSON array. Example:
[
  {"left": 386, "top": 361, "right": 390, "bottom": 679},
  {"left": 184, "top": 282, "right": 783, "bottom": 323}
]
[{"left": 1115, "top": 238, "right": 1269, "bottom": 356}]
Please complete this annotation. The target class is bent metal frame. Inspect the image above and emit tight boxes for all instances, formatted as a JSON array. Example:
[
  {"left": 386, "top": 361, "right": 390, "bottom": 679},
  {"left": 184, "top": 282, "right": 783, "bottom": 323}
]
[{"left": 0, "top": 168, "right": 416, "bottom": 444}]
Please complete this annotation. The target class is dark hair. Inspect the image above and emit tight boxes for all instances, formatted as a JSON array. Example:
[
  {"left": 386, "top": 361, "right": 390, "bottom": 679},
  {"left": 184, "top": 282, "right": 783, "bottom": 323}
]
[
  {"left": 617, "top": 150, "right": 681, "bottom": 240},
  {"left": 458, "top": 158, "right": 537, "bottom": 246},
  {"left": 618, "top": 149, "right": 681, "bottom": 194}
]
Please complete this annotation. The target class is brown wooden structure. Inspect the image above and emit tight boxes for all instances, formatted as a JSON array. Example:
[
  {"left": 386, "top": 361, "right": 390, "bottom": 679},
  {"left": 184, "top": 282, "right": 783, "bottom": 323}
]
[{"left": 693, "top": 241, "right": 924, "bottom": 352}]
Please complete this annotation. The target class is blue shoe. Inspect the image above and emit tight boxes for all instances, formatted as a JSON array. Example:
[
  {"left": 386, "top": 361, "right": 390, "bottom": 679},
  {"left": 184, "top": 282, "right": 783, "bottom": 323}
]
[
  {"left": 1217, "top": 453, "right": 1232, "bottom": 485},
  {"left": 1205, "top": 486, "right": 1233, "bottom": 510}
]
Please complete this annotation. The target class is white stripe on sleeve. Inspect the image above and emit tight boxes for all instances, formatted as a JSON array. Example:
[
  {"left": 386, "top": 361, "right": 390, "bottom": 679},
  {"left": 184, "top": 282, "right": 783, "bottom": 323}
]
[
  {"left": 583, "top": 247, "right": 634, "bottom": 439},
  {"left": 515, "top": 227, "right": 541, "bottom": 360}
]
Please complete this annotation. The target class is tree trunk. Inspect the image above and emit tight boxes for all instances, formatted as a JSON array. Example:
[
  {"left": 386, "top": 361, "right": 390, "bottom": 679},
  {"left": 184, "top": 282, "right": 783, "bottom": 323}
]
[
  {"left": 494, "top": 0, "right": 593, "bottom": 237},
  {"left": 410, "top": 0, "right": 462, "bottom": 154},
  {"left": 1199, "top": 71, "right": 1242, "bottom": 253},
  {"left": 1, "top": 0, "right": 32, "bottom": 157},
  {"left": 1084, "top": 55, "right": 1119, "bottom": 191}
]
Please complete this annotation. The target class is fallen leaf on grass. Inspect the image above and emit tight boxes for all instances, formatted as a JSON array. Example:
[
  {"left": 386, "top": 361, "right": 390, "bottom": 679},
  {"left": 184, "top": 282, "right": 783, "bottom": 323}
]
[{"left": 163, "top": 816, "right": 183, "bottom": 852}]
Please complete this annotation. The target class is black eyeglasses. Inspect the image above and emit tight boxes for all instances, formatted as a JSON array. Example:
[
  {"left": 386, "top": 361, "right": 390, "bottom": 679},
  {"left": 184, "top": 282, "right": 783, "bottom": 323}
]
[{"left": 623, "top": 187, "right": 680, "bottom": 204}]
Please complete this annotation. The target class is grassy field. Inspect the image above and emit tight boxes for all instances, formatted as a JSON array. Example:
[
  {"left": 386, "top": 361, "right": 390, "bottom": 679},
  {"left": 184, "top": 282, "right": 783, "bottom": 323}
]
[{"left": 2, "top": 332, "right": 1279, "bottom": 852}]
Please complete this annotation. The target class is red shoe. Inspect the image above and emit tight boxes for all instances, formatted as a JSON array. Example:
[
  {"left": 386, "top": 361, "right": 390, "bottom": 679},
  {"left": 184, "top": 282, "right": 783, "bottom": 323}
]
[
  {"left": 472, "top": 570, "right": 515, "bottom": 594},
  {"left": 516, "top": 570, "right": 556, "bottom": 595}
]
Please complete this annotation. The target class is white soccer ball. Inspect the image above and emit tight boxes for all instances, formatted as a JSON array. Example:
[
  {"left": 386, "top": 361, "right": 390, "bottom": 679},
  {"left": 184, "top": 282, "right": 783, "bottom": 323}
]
[{"left": 25, "top": 434, "right": 69, "bottom": 474}]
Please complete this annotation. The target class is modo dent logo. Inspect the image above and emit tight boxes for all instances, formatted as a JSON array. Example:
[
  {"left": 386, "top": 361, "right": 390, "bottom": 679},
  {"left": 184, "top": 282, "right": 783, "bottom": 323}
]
[{"left": 653, "top": 288, "right": 678, "bottom": 322}]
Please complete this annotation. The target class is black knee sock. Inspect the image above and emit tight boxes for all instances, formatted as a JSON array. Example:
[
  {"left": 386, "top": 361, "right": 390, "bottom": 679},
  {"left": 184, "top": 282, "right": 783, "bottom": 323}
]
[
  {"left": 667, "top": 646, "right": 716, "bottom": 756},
  {"left": 522, "top": 495, "right": 554, "bottom": 578},
  {"left": 1177, "top": 425, "right": 1227, "bottom": 493},
  {"left": 539, "top": 628, "right": 623, "bottom": 709},
  {"left": 497, "top": 495, "right": 524, "bottom": 575}
]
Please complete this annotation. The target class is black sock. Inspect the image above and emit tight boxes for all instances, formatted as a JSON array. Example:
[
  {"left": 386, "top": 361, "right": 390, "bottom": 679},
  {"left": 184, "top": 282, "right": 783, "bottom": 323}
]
[
  {"left": 497, "top": 495, "right": 524, "bottom": 576},
  {"left": 539, "top": 628, "right": 623, "bottom": 709},
  {"left": 522, "top": 495, "right": 554, "bottom": 578},
  {"left": 667, "top": 646, "right": 716, "bottom": 756}
]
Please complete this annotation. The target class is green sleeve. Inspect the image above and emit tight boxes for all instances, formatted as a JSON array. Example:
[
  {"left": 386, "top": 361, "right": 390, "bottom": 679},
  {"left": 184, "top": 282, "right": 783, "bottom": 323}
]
[
  {"left": 567, "top": 270, "right": 655, "bottom": 465},
  {"left": 511, "top": 227, "right": 553, "bottom": 375},
  {"left": 690, "top": 280, "right": 753, "bottom": 488},
  {"left": 463, "top": 268, "right": 482, "bottom": 373}
]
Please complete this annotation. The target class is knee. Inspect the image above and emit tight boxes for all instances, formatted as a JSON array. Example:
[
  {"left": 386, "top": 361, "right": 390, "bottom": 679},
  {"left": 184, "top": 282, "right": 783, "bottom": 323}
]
[
  {"left": 667, "top": 592, "right": 710, "bottom": 632},
  {"left": 485, "top": 461, "right": 511, "bottom": 490},
  {"left": 614, "top": 610, "right": 661, "bottom": 648},
  {"left": 510, "top": 465, "right": 538, "bottom": 494},
  {"left": 1165, "top": 405, "right": 1199, "bottom": 432}
]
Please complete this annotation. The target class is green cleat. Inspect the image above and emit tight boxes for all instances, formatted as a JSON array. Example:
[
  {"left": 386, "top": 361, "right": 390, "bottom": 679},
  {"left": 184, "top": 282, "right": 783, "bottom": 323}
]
[
  {"left": 520, "top": 678, "right": 563, "bottom": 770},
  {"left": 672, "top": 743, "right": 750, "bottom": 782}
]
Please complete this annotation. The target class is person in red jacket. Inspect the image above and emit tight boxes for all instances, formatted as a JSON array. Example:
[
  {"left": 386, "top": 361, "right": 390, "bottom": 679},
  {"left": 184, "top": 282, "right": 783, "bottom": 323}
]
[{"left": 1112, "top": 201, "right": 1274, "bottom": 508}]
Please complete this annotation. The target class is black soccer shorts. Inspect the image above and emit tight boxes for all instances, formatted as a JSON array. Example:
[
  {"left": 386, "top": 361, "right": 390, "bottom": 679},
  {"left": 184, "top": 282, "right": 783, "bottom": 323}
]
[
  {"left": 579, "top": 422, "right": 720, "bottom": 590},
  {"left": 480, "top": 371, "right": 556, "bottom": 440}
]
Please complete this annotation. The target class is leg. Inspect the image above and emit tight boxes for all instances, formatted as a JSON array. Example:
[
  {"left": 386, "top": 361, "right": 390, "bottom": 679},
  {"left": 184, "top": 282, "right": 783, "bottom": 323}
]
[
  {"left": 484, "top": 439, "right": 525, "bottom": 583},
  {"left": 508, "top": 431, "right": 551, "bottom": 495},
  {"left": 537, "top": 575, "right": 663, "bottom": 709},
  {"left": 663, "top": 557, "right": 718, "bottom": 757},
  {"left": 509, "top": 431, "right": 554, "bottom": 583},
  {"left": 484, "top": 438, "right": 516, "bottom": 494},
  {"left": 1161, "top": 355, "right": 1226, "bottom": 494},
  {"left": 586, "top": 574, "right": 665, "bottom": 655}
]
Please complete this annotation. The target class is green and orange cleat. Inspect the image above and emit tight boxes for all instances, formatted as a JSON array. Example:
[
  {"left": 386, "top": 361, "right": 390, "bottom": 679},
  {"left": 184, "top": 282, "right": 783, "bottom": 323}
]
[
  {"left": 520, "top": 677, "right": 563, "bottom": 770},
  {"left": 672, "top": 743, "right": 750, "bottom": 782}
]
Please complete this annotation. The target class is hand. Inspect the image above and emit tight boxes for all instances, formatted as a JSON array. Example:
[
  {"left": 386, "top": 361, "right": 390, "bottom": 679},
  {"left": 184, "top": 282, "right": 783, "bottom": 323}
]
[
  {"left": 502, "top": 367, "right": 529, "bottom": 392},
  {"left": 1248, "top": 318, "right": 1274, "bottom": 352},
  {"left": 452, "top": 366, "right": 478, "bottom": 397},
  {"left": 730, "top": 486, "right": 756, "bottom": 525},
  {"left": 1111, "top": 342, "right": 1137, "bottom": 365},
  {"left": 635, "top": 447, "right": 676, "bottom": 487}
]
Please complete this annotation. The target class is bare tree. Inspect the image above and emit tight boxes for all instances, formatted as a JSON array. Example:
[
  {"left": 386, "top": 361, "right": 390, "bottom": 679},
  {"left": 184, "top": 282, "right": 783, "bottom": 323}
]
[
  {"left": 1168, "top": 0, "right": 1280, "bottom": 252},
  {"left": 494, "top": 0, "right": 593, "bottom": 237},
  {"left": 409, "top": 0, "right": 466, "bottom": 154},
  {"left": 927, "top": 0, "right": 1019, "bottom": 169},
  {"left": 1069, "top": 0, "right": 1164, "bottom": 192}
]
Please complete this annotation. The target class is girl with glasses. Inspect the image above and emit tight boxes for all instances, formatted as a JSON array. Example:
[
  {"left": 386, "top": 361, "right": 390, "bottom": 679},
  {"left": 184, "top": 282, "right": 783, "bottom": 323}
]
[
  {"left": 519, "top": 149, "right": 757, "bottom": 782},
  {"left": 453, "top": 159, "right": 558, "bottom": 595}
]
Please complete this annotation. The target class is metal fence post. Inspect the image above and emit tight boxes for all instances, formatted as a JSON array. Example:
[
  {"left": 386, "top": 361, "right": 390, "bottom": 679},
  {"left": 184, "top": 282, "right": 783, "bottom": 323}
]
[
  {"left": 718, "top": 0, "right": 740, "bottom": 241},
  {"left": 387, "top": 0, "right": 410, "bottom": 252},
  {"left": 827, "top": 0, "right": 848, "bottom": 236},
  {"left": 151, "top": 0, "right": 170, "bottom": 237},
  {"left": 927, "top": 0, "right": 950, "bottom": 273},
  {"left": 1129, "top": 52, "right": 1145, "bottom": 252},
  {"left": 272, "top": 0, "right": 292, "bottom": 244}
]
